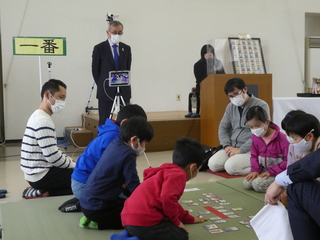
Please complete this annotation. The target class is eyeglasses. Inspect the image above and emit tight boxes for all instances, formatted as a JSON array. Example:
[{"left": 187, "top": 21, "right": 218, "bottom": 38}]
[
  {"left": 108, "top": 31, "right": 123, "bottom": 35},
  {"left": 228, "top": 89, "right": 242, "bottom": 98}
]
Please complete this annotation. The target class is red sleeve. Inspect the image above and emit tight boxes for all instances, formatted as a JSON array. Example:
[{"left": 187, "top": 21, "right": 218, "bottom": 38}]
[{"left": 160, "top": 171, "right": 187, "bottom": 226}]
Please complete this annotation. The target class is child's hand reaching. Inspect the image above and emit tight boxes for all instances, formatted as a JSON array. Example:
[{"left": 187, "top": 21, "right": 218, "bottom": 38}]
[
  {"left": 194, "top": 215, "right": 208, "bottom": 223},
  {"left": 178, "top": 222, "right": 189, "bottom": 233}
]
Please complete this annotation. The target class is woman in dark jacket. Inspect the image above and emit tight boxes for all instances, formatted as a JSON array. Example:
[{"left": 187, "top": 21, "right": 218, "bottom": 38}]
[{"left": 185, "top": 44, "right": 225, "bottom": 118}]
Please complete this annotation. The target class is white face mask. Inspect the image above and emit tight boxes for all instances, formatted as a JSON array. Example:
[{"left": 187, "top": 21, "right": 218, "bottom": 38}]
[
  {"left": 251, "top": 126, "right": 267, "bottom": 137},
  {"left": 293, "top": 138, "right": 312, "bottom": 152},
  {"left": 286, "top": 135, "right": 294, "bottom": 144},
  {"left": 292, "top": 129, "right": 314, "bottom": 152},
  {"left": 110, "top": 34, "right": 121, "bottom": 45},
  {"left": 131, "top": 139, "right": 145, "bottom": 156},
  {"left": 230, "top": 93, "right": 246, "bottom": 107},
  {"left": 48, "top": 95, "right": 65, "bottom": 114}
]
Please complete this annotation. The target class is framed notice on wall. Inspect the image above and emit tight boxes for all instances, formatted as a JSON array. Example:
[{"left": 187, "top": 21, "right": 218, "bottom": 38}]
[{"left": 228, "top": 37, "right": 266, "bottom": 74}]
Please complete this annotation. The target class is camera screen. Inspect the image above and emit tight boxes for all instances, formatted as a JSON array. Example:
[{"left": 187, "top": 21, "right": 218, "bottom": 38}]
[{"left": 109, "top": 71, "right": 130, "bottom": 87}]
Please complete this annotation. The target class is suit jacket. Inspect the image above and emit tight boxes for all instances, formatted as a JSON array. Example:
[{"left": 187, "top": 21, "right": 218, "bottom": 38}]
[
  {"left": 92, "top": 40, "right": 132, "bottom": 101},
  {"left": 287, "top": 148, "right": 320, "bottom": 182}
]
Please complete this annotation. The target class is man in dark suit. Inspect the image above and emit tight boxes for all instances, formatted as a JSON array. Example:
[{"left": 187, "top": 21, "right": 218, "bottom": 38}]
[
  {"left": 265, "top": 149, "right": 320, "bottom": 240},
  {"left": 92, "top": 20, "right": 132, "bottom": 126}
]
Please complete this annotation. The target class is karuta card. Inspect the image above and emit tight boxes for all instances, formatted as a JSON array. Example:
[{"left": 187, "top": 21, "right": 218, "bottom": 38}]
[
  {"left": 239, "top": 220, "right": 250, "bottom": 225},
  {"left": 248, "top": 215, "right": 255, "bottom": 219},
  {"left": 209, "top": 229, "right": 224, "bottom": 234},
  {"left": 212, "top": 206, "right": 224, "bottom": 209},
  {"left": 203, "top": 224, "right": 218, "bottom": 230},
  {"left": 228, "top": 214, "right": 241, "bottom": 218},
  {"left": 232, "top": 207, "right": 245, "bottom": 211},
  {"left": 217, "top": 209, "right": 228, "bottom": 213},
  {"left": 224, "top": 227, "right": 239, "bottom": 232},
  {"left": 198, "top": 211, "right": 211, "bottom": 215},
  {"left": 245, "top": 224, "right": 252, "bottom": 229},
  {"left": 209, "top": 216, "right": 222, "bottom": 220},
  {"left": 212, "top": 219, "right": 227, "bottom": 224},
  {"left": 202, "top": 201, "right": 215, "bottom": 204},
  {"left": 186, "top": 209, "right": 193, "bottom": 213},
  {"left": 187, "top": 202, "right": 199, "bottom": 206},
  {"left": 224, "top": 212, "right": 235, "bottom": 216},
  {"left": 181, "top": 200, "right": 193, "bottom": 203},
  {"left": 219, "top": 202, "right": 231, "bottom": 205}
]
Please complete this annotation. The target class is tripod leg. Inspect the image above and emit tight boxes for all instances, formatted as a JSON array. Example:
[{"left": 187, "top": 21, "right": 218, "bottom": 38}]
[
  {"left": 109, "top": 97, "right": 117, "bottom": 119},
  {"left": 120, "top": 95, "right": 126, "bottom": 107}
]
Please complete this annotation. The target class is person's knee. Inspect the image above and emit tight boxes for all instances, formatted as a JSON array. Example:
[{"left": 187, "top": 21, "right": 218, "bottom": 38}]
[
  {"left": 208, "top": 150, "right": 227, "bottom": 172},
  {"left": 208, "top": 157, "right": 224, "bottom": 172},
  {"left": 243, "top": 178, "right": 253, "bottom": 190},
  {"left": 251, "top": 177, "right": 274, "bottom": 193}
]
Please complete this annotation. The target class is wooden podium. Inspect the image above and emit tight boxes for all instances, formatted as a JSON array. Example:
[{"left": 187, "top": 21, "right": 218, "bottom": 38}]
[{"left": 200, "top": 74, "right": 272, "bottom": 147}]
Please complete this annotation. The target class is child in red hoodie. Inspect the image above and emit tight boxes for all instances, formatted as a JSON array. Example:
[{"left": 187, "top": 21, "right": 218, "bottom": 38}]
[{"left": 121, "top": 137, "right": 208, "bottom": 240}]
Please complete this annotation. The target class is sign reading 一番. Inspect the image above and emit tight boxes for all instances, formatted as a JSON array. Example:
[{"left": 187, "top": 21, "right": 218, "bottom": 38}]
[{"left": 13, "top": 37, "right": 67, "bottom": 56}]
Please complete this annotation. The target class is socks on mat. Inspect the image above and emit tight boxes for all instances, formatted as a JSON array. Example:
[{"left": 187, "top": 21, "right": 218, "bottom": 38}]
[
  {"left": 79, "top": 216, "right": 98, "bottom": 229},
  {"left": 22, "top": 188, "right": 42, "bottom": 198},
  {"left": 58, "top": 197, "right": 81, "bottom": 212}
]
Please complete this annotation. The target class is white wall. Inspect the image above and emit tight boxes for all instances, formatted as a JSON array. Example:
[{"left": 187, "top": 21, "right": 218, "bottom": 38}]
[{"left": 1, "top": 0, "right": 320, "bottom": 139}]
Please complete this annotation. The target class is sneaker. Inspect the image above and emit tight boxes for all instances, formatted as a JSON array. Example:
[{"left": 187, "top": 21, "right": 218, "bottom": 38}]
[
  {"left": 190, "top": 113, "right": 200, "bottom": 118},
  {"left": 185, "top": 112, "right": 193, "bottom": 118},
  {"left": 0, "top": 194, "right": 5, "bottom": 199}
]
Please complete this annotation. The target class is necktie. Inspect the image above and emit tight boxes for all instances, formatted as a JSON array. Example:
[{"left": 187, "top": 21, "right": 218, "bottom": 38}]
[{"left": 112, "top": 45, "right": 119, "bottom": 68}]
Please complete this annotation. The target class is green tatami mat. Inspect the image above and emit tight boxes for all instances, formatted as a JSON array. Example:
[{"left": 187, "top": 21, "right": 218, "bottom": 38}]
[
  {"left": 1, "top": 196, "right": 122, "bottom": 240},
  {"left": 216, "top": 177, "right": 265, "bottom": 202},
  {"left": 181, "top": 182, "right": 261, "bottom": 240},
  {"left": 1, "top": 182, "right": 261, "bottom": 240}
]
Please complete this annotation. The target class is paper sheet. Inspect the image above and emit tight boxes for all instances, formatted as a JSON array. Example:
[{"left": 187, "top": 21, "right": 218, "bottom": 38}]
[{"left": 250, "top": 201, "right": 293, "bottom": 240}]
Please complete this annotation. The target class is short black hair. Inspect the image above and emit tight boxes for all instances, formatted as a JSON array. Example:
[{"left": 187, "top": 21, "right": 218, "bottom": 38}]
[
  {"left": 224, "top": 78, "right": 246, "bottom": 95},
  {"left": 285, "top": 113, "right": 320, "bottom": 138},
  {"left": 115, "top": 104, "right": 147, "bottom": 126},
  {"left": 281, "top": 110, "right": 306, "bottom": 132},
  {"left": 172, "top": 137, "right": 205, "bottom": 168},
  {"left": 108, "top": 20, "right": 123, "bottom": 30},
  {"left": 246, "top": 106, "right": 269, "bottom": 122},
  {"left": 120, "top": 116, "right": 154, "bottom": 143},
  {"left": 41, "top": 79, "right": 67, "bottom": 100}
]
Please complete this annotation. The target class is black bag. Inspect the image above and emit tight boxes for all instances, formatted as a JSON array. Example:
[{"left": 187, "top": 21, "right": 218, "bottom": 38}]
[{"left": 199, "top": 145, "right": 223, "bottom": 171}]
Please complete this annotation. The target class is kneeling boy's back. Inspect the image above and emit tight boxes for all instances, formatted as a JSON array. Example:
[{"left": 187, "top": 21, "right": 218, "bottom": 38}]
[{"left": 121, "top": 137, "right": 208, "bottom": 240}]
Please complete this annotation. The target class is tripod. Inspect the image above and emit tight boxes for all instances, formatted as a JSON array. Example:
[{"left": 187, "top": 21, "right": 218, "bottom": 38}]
[{"left": 109, "top": 87, "right": 126, "bottom": 119}]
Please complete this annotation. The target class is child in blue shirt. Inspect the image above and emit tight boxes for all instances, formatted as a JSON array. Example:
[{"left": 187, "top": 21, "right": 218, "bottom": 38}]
[
  {"left": 80, "top": 116, "right": 154, "bottom": 230},
  {"left": 58, "top": 104, "right": 147, "bottom": 212}
]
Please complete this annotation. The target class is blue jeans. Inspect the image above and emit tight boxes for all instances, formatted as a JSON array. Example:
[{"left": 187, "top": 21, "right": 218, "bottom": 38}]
[{"left": 71, "top": 178, "right": 85, "bottom": 200}]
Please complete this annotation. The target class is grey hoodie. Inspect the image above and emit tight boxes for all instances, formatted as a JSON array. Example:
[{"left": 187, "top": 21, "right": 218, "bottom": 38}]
[{"left": 218, "top": 94, "right": 270, "bottom": 153}]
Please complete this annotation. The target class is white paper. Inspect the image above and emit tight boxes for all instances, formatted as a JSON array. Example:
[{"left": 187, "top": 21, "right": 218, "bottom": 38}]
[{"left": 250, "top": 201, "right": 293, "bottom": 240}]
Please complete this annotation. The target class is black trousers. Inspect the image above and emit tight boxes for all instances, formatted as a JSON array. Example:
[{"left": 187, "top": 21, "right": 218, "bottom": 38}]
[
  {"left": 81, "top": 198, "right": 125, "bottom": 230},
  {"left": 29, "top": 167, "right": 73, "bottom": 196},
  {"left": 125, "top": 218, "right": 188, "bottom": 240},
  {"left": 287, "top": 180, "right": 320, "bottom": 240}
]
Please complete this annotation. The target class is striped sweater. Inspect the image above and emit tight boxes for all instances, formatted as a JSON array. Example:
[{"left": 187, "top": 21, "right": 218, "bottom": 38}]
[{"left": 20, "top": 109, "right": 75, "bottom": 182}]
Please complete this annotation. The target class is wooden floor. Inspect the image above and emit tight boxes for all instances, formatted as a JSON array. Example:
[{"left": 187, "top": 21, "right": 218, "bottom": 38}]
[{"left": 82, "top": 111, "right": 200, "bottom": 152}]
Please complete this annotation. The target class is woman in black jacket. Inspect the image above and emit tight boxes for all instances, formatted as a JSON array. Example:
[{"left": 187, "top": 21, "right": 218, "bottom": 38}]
[{"left": 185, "top": 44, "right": 225, "bottom": 118}]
